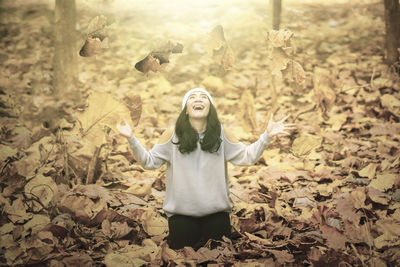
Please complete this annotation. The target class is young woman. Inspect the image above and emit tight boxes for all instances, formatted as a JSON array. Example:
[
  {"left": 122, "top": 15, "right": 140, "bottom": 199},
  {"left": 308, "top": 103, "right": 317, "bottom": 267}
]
[{"left": 117, "top": 88, "right": 296, "bottom": 250}]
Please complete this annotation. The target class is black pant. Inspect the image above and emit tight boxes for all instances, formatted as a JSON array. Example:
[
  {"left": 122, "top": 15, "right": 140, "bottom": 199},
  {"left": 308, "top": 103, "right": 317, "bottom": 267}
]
[{"left": 167, "top": 212, "right": 231, "bottom": 250}]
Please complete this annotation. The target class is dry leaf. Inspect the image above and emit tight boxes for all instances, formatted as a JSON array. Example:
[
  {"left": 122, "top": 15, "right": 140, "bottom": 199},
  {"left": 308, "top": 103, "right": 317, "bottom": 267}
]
[
  {"left": 135, "top": 41, "right": 183, "bottom": 73},
  {"left": 240, "top": 90, "right": 258, "bottom": 133},
  {"left": 369, "top": 172, "right": 398, "bottom": 192},
  {"left": 207, "top": 25, "right": 235, "bottom": 70},
  {"left": 141, "top": 209, "right": 168, "bottom": 236},
  {"left": 268, "top": 29, "right": 294, "bottom": 47},
  {"left": 291, "top": 133, "right": 322, "bottom": 157},
  {"left": 75, "top": 91, "right": 139, "bottom": 147},
  {"left": 24, "top": 174, "right": 58, "bottom": 210}
]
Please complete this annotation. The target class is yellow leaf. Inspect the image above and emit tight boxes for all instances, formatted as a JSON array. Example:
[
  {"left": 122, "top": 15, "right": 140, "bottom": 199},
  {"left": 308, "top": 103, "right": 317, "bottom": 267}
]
[
  {"left": 381, "top": 94, "right": 400, "bottom": 115},
  {"left": 298, "top": 207, "right": 315, "bottom": 220},
  {"left": 124, "top": 182, "right": 152, "bottom": 197},
  {"left": 291, "top": 133, "right": 322, "bottom": 157},
  {"left": 141, "top": 208, "right": 168, "bottom": 236},
  {"left": 369, "top": 172, "right": 398, "bottom": 192},
  {"left": 207, "top": 25, "right": 235, "bottom": 70},
  {"left": 268, "top": 29, "right": 293, "bottom": 47},
  {"left": 23, "top": 214, "right": 50, "bottom": 237},
  {"left": 221, "top": 45, "right": 235, "bottom": 70},
  {"left": 358, "top": 163, "right": 379, "bottom": 179},
  {"left": 240, "top": 90, "right": 258, "bottom": 133},
  {"left": 207, "top": 25, "right": 226, "bottom": 55},
  {"left": 270, "top": 47, "right": 289, "bottom": 79},
  {"left": 0, "top": 145, "right": 17, "bottom": 161},
  {"left": 245, "top": 232, "right": 273, "bottom": 246},
  {"left": 104, "top": 253, "right": 147, "bottom": 267},
  {"left": 327, "top": 113, "right": 347, "bottom": 131},
  {"left": 282, "top": 60, "right": 306, "bottom": 89},
  {"left": 76, "top": 91, "right": 138, "bottom": 147}
]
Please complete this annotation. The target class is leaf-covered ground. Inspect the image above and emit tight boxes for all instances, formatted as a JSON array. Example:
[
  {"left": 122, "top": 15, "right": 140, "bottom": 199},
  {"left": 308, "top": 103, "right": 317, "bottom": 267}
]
[{"left": 1, "top": 0, "right": 400, "bottom": 266}]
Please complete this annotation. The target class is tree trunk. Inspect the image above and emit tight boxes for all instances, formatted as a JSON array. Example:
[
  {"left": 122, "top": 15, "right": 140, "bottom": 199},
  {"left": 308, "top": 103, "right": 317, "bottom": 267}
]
[
  {"left": 383, "top": 0, "right": 400, "bottom": 67},
  {"left": 269, "top": 0, "right": 282, "bottom": 30},
  {"left": 54, "top": 0, "right": 79, "bottom": 100}
]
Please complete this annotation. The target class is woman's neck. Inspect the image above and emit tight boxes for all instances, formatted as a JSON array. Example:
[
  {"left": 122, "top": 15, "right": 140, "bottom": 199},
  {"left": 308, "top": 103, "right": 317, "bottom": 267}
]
[{"left": 189, "top": 117, "right": 207, "bottom": 133}]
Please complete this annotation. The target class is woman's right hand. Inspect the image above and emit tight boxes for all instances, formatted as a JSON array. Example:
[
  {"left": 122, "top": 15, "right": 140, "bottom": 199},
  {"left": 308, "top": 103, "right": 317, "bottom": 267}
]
[{"left": 116, "top": 118, "right": 133, "bottom": 139}]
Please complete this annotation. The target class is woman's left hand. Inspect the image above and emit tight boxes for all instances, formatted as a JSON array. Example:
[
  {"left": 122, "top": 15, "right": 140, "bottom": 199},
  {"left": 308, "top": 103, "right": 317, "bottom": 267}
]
[{"left": 266, "top": 114, "right": 296, "bottom": 137}]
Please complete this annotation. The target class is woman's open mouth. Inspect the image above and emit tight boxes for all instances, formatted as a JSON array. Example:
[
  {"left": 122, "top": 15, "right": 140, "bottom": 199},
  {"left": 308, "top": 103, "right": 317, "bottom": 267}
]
[{"left": 193, "top": 104, "right": 204, "bottom": 111}]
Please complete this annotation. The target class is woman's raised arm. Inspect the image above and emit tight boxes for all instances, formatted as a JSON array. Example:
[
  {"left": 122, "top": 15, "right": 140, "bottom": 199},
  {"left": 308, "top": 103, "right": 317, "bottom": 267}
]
[{"left": 116, "top": 119, "right": 172, "bottom": 169}]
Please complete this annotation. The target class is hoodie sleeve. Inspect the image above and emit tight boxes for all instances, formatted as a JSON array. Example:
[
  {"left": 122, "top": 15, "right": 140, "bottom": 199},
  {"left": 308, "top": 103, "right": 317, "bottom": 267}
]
[
  {"left": 223, "top": 128, "right": 270, "bottom": 166},
  {"left": 128, "top": 134, "right": 172, "bottom": 170}
]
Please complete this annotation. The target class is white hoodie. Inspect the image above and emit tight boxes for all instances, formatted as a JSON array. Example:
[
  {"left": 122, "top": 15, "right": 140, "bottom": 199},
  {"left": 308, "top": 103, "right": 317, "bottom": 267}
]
[{"left": 129, "top": 126, "right": 270, "bottom": 217}]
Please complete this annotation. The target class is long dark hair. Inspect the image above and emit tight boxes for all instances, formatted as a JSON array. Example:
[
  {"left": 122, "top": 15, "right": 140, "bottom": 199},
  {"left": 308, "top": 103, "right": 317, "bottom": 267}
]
[{"left": 173, "top": 104, "right": 222, "bottom": 154}]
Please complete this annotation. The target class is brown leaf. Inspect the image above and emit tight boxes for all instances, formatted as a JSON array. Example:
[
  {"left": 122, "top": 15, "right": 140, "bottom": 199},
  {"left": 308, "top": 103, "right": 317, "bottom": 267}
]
[
  {"left": 79, "top": 36, "right": 109, "bottom": 57},
  {"left": 268, "top": 29, "right": 294, "bottom": 48},
  {"left": 207, "top": 25, "right": 235, "bottom": 70},
  {"left": 5, "top": 196, "right": 31, "bottom": 223},
  {"left": 266, "top": 249, "right": 294, "bottom": 265},
  {"left": 320, "top": 225, "right": 347, "bottom": 250},
  {"left": 369, "top": 172, "right": 399, "bottom": 192},
  {"left": 89, "top": 209, "right": 137, "bottom": 227},
  {"left": 135, "top": 54, "right": 162, "bottom": 74},
  {"left": 282, "top": 60, "right": 306, "bottom": 88},
  {"left": 335, "top": 195, "right": 361, "bottom": 224},
  {"left": 367, "top": 187, "right": 389, "bottom": 205},
  {"left": 207, "top": 25, "right": 226, "bottom": 53},
  {"left": 135, "top": 41, "right": 183, "bottom": 73},
  {"left": 59, "top": 253, "right": 94, "bottom": 267},
  {"left": 141, "top": 208, "right": 168, "bottom": 236},
  {"left": 240, "top": 90, "right": 258, "bottom": 133},
  {"left": 123, "top": 94, "right": 142, "bottom": 127}
]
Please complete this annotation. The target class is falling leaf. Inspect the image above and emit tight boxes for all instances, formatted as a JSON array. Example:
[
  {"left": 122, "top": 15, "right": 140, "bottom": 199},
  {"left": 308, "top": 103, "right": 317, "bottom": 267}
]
[
  {"left": 87, "top": 15, "right": 108, "bottom": 37},
  {"left": 135, "top": 54, "right": 162, "bottom": 74},
  {"left": 269, "top": 47, "right": 289, "bottom": 79},
  {"left": 79, "top": 36, "right": 109, "bottom": 57},
  {"left": 240, "top": 90, "right": 258, "bottom": 133},
  {"left": 312, "top": 67, "right": 336, "bottom": 117},
  {"left": 207, "top": 25, "right": 226, "bottom": 54},
  {"left": 268, "top": 29, "right": 294, "bottom": 48},
  {"left": 135, "top": 41, "right": 183, "bottom": 73},
  {"left": 207, "top": 25, "right": 235, "bottom": 70},
  {"left": 79, "top": 15, "right": 111, "bottom": 57},
  {"left": 75, "top": 91, "right": 139, "bottom": 147},
  {"left": 282, "top": 60, "right": 306, "bottom": 89}
]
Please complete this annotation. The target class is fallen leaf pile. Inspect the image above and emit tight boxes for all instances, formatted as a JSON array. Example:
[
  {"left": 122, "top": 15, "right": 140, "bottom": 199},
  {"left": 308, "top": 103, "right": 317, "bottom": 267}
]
[{"left": 0, "top": 0, "right": 399, "bottom": 266}]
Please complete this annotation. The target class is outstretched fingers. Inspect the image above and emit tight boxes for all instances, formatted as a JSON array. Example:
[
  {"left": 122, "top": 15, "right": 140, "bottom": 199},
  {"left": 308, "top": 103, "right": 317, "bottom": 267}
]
[
  {"left": 277, "top": 131, "right": 291, "bottom": 136},
  {"left": 279, "top": 115, "right": 290, "bottom": 123}
]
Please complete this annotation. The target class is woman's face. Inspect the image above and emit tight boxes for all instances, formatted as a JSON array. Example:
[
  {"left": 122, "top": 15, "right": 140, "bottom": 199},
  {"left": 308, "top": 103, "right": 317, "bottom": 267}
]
[{"left": 186, "top": 91, "right": 211, "bottom": 119}]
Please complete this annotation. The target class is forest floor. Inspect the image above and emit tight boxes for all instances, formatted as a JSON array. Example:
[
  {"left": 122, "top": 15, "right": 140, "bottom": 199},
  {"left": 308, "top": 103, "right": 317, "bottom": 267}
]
[{"left": 1, "top": 0, "right": 400, "bottom": 266}]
